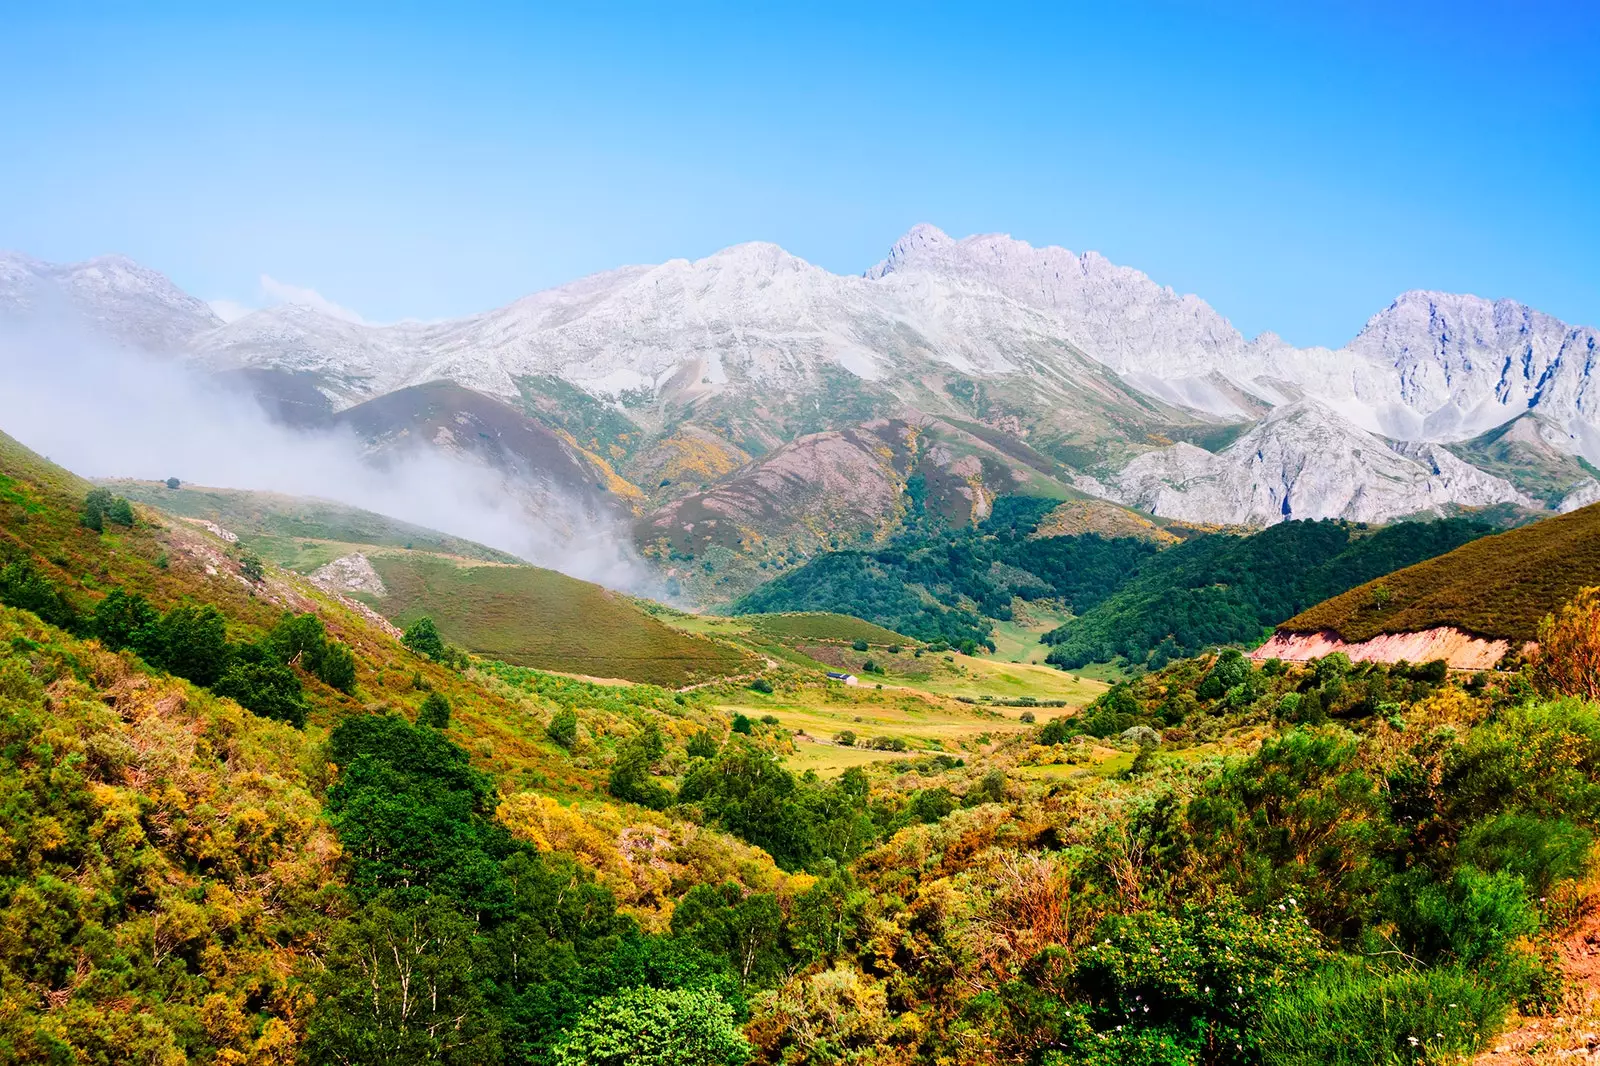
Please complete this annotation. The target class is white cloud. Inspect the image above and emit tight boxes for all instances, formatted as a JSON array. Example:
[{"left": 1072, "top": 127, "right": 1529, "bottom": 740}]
[
  {"left": 208, "top": 298, "right": 255, "bottom": 324},
  {"left": 259, "top": 274, "right": 367, "bottom": 324}
]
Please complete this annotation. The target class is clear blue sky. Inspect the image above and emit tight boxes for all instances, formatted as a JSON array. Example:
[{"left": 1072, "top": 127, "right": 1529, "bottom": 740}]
[{"left": 1, "top": 1, "right": 1595, "bottom": 346}]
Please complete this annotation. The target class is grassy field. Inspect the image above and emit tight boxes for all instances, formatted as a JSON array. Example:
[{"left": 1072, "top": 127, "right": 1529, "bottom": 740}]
[
  {"left": 743, "top": 611, "right": 913, "bottom": 645},
  {"left": 717, "top": 685, "right": 1029, "bottom": 775},
  {"left": 985, "top": 602, "right": 1072, "bottom": 664},
  {"left": 366, "top": 553, "right": 753, "bottom": 687}
]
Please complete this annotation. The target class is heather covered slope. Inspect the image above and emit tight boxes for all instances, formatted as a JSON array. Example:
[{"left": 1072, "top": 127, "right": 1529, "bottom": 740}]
[
  {"left": 104, "top": 471, "right": 752, "bottom": 687},
  {"left": 364, "top": 551, "right": 752, "bottom": 685},
  {"left": 1282, "top": 503, "right": 1600, "bottom": 644}
]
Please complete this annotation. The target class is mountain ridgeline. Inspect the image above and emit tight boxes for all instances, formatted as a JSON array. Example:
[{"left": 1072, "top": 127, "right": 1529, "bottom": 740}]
[
  {"left": 7, "top": 225, "right": 1600, "bottom": 601},
  {"left": 732, "top": 497, "right": 1494, "bottom": 667}
]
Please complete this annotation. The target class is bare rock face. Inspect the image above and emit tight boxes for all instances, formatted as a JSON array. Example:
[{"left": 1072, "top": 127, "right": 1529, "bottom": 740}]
[
  {"left": 1253, "top": 627, "right": 1514, "bottom": 671},
  {"left": 1561, "top": 479, "right": 1600, "bottom": 513},
  {"left": 1099, "top": 401, "right": 1531, "bottom": 525},
  {"left": 311, "top": 552, "right": 388, "bottom": 598}
]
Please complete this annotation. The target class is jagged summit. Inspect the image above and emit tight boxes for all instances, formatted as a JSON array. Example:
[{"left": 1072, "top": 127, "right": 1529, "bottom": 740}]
[{"left": 864, "top": 222, "right": 952, "bottom": 279}]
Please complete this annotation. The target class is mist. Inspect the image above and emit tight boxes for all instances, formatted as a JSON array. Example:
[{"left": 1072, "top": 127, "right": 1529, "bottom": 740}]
[{"left": 0, "top": 315, "right": 664, "bottom": 597}]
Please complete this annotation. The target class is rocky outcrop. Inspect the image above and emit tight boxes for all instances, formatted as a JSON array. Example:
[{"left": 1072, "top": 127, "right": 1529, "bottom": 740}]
[
  {"left": 311, "top": 552, "right": 388, "bottom": 598},
  {"left": 1252, "top": 627, "right": 1518, "bottom": 670},
  {"left": 1096, "top": 401, "right": 1530, "bottom": 526}
]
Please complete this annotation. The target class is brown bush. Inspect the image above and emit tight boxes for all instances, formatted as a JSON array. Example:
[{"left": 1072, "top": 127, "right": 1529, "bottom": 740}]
[{"left": 1536, "top": 586, "right": 1600, "bottom": 700}]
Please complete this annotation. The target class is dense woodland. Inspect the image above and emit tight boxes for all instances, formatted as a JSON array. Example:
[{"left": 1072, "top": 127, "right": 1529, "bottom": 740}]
[{"left": 734, "top": 493, "right": 1491, "bottom": 668}]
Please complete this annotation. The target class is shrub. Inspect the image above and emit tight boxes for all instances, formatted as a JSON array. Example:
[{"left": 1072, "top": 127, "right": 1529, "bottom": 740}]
[
  {"left": 547, "top": 707, "right": 579, "bottom": 749},
  {"left": 749, "top": 677, "right": 774, "bottom": 694},
  {"left": 106, "top": 497, "right": 134, "bottom": 526},
  {"left": 1535, "top": 586, "right": 1600, "bottom": 699},
  {"left": 760, "top": 714, "right": 779, "bottom": 725},
  {"left": 401, "top": 616, "right": 447, "bottom": 661},
  {"left": 552, "top": 986, "right": 750, "bottom": 1066},
  {"left": 1019, "top": 710, "right": 1036, "bottom": 723},
  {"left": 418, "top": 691, "right": 451, "bottom": 729},
  {"left": 165, "top": 476, "right": 181, "bottom": 490},
  {"left": 239, "top": 550, "right": 265, "bottom": 583},
  {"left": 731, "top": 713, "right": 754, "bottom": 735},
  {"left": 834, "top": 730, "right": 856, "bottom": 747},
  {"left": 851, "top": 639, "right": 869, "bottom": 652}
]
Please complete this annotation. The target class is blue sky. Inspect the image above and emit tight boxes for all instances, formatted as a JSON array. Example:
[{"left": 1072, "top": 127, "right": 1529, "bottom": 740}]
[{"left": 1, "top": 1, "right": 1595, "bottom": 346}]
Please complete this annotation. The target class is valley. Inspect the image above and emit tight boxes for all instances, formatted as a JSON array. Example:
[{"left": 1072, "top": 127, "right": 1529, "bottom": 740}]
[{"left": 6, "top": 230, "right": 1600, "bottom": 1066}]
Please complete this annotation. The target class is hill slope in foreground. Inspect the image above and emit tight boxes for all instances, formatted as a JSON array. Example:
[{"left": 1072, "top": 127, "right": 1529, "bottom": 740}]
[
  {"left": 1268, "top": 502, "right": 1600, "bottom": 664},
  {"left": 112, "top": 477, "right": 749, "bottom": 686}
]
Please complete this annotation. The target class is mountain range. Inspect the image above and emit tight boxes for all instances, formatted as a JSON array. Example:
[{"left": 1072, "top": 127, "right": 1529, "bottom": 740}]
[{"left": 5, "top": 227, "right": 1597, "bottom": 599}]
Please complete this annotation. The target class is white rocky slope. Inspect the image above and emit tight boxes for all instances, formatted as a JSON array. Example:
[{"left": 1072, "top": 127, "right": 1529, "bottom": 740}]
[
  {"left": 1093, "top": 401, "right": 1532, "bottom": 525},
  {"left": 0, "top": 252, "right": 223, "bottom": 351},
  {"left": 870, "top": 228, "right": 1600, "bottom": 452}
]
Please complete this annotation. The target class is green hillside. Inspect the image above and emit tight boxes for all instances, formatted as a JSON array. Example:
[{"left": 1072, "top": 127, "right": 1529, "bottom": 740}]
[
  {"left": 366, "top": 552, "right": 752, "bottom": 686},
  {"left": 731, "top": 496, "right": 1160, "bottom": 648},
  {"left": 733, "top": 496, "right": 1494, "bottom": 667},
  {"left": 109, "top": 478, "right": 519, "bottom": 564},
  {"left": 11, "top": 424, "right": 1600, "bottom": 1060},
  {"left": 107, "top": 476, "right": 751, "bottom": 687},
  {"left": 1283, "top": 503, "right": 1600, "bottom": 643},
  {"left": 1043, "top": 516, "right": 1494, "bottom": 668},
  {"left": 744, "top": 611, "right": 913, "bottom": 645}
]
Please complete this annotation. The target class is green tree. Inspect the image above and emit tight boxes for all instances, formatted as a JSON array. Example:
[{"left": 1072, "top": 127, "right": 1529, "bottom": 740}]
[
  {"left": 609, "top": 723, "right": 671, "bottom": 810},
  {"left": 106, "top": 496, "right": 135, "bottom": 526},
  {"left": 0, "top": 556, "right": 78, "bottom": 630},
  {"left": 305, "top": 894, "right": 500, "bottom": 1066},
  {"left": 686, "top": 729, "right": 720, "bottom": 760},
  {"left": 551, "top": 986, "right": 750, "bottom": 1066},
  {"left": 730, "top": 713, "right": 753, "bottom": 735},
  {"left": 419, "top": 691, "right": 452, "bottom": 729},
  {"left": 149, "top": 603, "right": 231, "bottom": 686},
  {"left": 403, "top": 616, "right": 448, "bottom": 661},
  {"left": 671, "top": 882, "right": 784, "bottom": 985},
  {"left": 81, "top": 487, "right": 112, "bottom": 531},
  {"left": 318, "top": 639, "right": 358, "bottom": 693},
  {"left": 165, "top": 476, "right": 181, "bottom": 490},
  {"left": 214, "top": 650, "right": 308, "bottom": 728}
]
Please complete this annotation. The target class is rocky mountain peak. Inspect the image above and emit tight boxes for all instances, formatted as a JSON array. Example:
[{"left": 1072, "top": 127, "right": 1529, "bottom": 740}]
[{"left": 863, "top": 223, "right": 952, "bottom": 279}]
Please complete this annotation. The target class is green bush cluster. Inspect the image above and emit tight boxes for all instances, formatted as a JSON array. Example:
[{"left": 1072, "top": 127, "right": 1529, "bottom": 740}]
[
  {"left": 80, "top": 487, "right": 134, "bottom": 532},
  {"left": 93, "top": 591, "right": 357, "bottom": 727},
  {"left": 310, "top": 713, "right": 756, "bottom": 1065}
]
